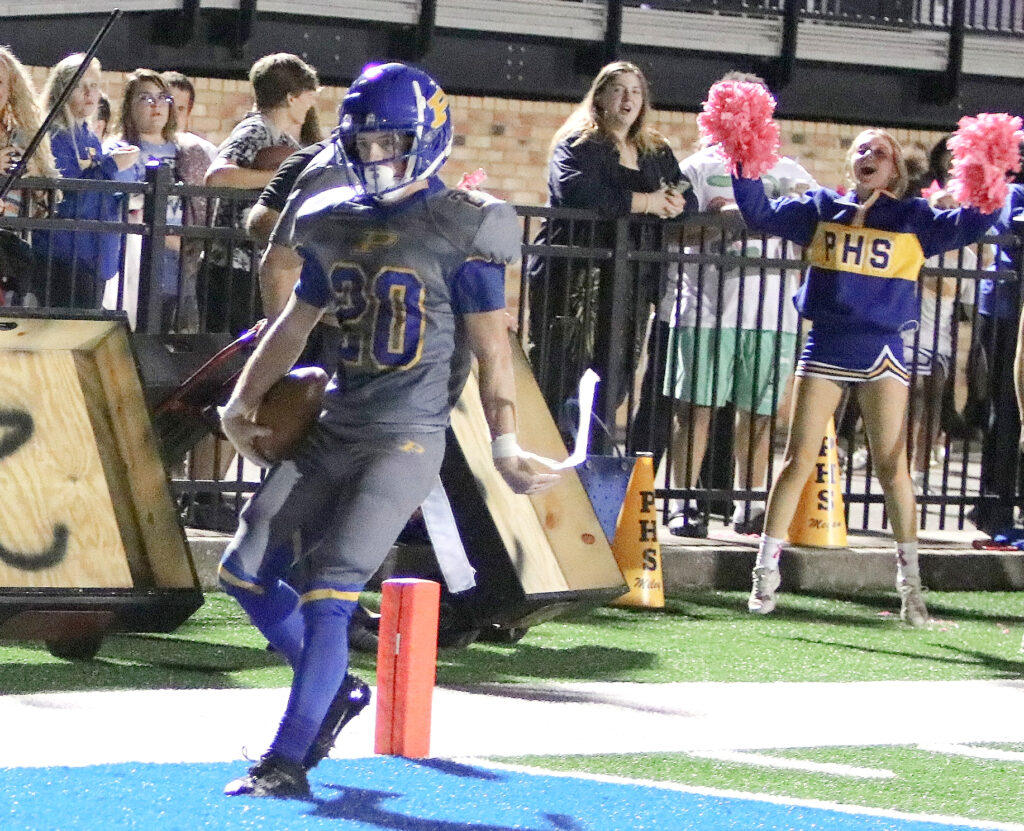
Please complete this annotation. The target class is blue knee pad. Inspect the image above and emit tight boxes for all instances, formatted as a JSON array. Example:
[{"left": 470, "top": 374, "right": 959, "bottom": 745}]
[{"left": 219, "top": 557, "right": 303, "bottom": 665}]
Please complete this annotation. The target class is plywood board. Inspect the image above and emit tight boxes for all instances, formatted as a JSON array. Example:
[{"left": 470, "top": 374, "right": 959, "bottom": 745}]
[
  {"left": 508, "top": 336, "right": 624, "bottom": 591},
  {"left": 0, "top": 316, "right": 116, "bottom": 353},
  {"left": 448, "top": 335, "right": 623, "bottom": 596},
  {"left": 0, "top": 350, "right": 133, "bottom": 589},
  {"left": 450, "top": 371, "right": 568, "bottom": 594},
  {"left": 90, "top": 330, "right": 195, "bottom": 589}
]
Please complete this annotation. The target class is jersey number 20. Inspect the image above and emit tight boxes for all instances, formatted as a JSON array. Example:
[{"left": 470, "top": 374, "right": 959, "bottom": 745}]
[{"left": 331, "top": 264, "right": 426, "bottom": 369}]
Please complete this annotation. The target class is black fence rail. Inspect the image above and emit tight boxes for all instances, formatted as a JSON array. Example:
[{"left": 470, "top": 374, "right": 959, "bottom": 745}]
[
  {"left": 522, "top": 204, "right": 1024, "bottom": 533},
  {"left": 1, "top": 170, "right": 1022, "bottom": 535}
]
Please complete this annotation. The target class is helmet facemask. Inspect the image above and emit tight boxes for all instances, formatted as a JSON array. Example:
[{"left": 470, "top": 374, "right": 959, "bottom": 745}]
[
  {"left": 341, "top": 128, "right": 418, "bottom": 201},
  {"left": 334, "top": 65, "right": 453, "bottom": 203}
]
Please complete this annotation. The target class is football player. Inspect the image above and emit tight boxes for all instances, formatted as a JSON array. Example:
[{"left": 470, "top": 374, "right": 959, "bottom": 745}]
[{"left": 216, "top": 62, "right": 559, "bottom": 798}]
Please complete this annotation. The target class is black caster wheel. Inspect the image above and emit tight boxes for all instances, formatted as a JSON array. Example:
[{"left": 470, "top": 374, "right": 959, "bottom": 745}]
[{"left": 46, "top": 633, "right": 104, "bottom": 661}]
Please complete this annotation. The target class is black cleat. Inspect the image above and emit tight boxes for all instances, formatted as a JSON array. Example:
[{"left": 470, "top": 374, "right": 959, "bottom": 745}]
[
  {"left": 303, "top": 673, "right": 372, "bottom": 769},
  {"left": 224, "top": 753, "right": 311, "bottom": 799}
]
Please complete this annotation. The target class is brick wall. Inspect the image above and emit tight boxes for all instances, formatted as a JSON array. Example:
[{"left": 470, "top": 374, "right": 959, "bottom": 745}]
[{"left": 29, "top": 65, "right": 951, "bottom": 206}]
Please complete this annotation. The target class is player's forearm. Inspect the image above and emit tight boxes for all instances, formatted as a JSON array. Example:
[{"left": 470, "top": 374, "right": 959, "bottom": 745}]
[
  {"left": 259, "top": 244, "right": 303, "bottom": 322},
  {"left": 466, "top": 310, "right": 518, "bottom": 438},
  {"left": 229, "top": 298, "right": 318, "bottom": 412},
  {"left": 477, "top": 351, "right": 518, "bottom": 439}
]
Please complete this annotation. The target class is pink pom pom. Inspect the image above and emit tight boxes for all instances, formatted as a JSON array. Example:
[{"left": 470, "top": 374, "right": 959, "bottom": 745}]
[
  {"left": 947, "top": 113, "right": 1023, "bottom": 213},
  {"left": 696, "top": 81, "right": 781, "bottom": 179}
]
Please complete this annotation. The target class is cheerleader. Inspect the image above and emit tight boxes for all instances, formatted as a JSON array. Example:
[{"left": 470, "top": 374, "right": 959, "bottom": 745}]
[{"left": 699, "top": 83, "right": 1020, "bottom": 624}]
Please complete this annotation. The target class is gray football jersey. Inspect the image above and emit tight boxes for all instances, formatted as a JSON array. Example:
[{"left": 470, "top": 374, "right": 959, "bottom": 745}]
[{"left": 291, "top": 178, "right": 519, "bottom": 432}]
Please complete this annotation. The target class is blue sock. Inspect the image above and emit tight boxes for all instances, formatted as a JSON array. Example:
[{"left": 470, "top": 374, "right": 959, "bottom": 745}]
[
  {"left": 269, "top": 584, "right": 358, "bottom": 764},
  {"left": 218, "top": 562, "right": 303, "bottom": 668}
]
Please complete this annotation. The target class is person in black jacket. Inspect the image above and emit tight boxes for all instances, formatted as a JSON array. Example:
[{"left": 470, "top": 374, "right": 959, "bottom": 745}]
[{"left": 527, "top": 60, "right": 691, "bottom": 442}]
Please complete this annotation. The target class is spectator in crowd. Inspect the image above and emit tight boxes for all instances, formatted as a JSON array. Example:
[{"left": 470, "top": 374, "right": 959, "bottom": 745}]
[
  {"left": 202, "top": 52, "right": 321, "bottom": 336},
  {"left": 93, "top": 93, "right": 110, "bottom": 142},
  {"left": 731, "top": 127, "right": 998, "bottom": 626},
  {"left": 186, "top": 54, "right": 321, "bottom": 532},
  {"left": 162, "top": 70, "right": 218, "bottom": 333},
  {"left": 527, "top": 60, "right": 690, "bottom": 441},
  {"left": 33, "top": 53, "right": 139, "bottom": 308},
  {"left": 163, "top": 70, "right": 215, "bottom": 147},
  {"left": 904, "top": 185, "right": 978, "bottom": 496},
  {"left": 103, "top": 68, "right": 183, "bottom": 331},
  {"left": 975, "top": 179, "right": 1024, "bottom": 535},
  {"left": 0, "top": 46, "right": 57, "bottom": 216},
  {"left": 663, "top": 72, "right": 816, "bottom": 538},
  {"left": 246, "top": 139, "right": 339, "bottom": 359}
]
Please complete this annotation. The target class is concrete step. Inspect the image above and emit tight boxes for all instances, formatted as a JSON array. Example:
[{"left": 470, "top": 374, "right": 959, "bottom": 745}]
[{"left": 186, "top": 525, "right": 1024, "bottom": 594}]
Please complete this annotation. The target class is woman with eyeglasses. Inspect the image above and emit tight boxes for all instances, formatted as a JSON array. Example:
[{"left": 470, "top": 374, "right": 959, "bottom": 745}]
[
  {"left": 104, "top": 68, "right": 184, "bottom": 331},
  {"left": 32, "top": 53, "right": 139, "bottom": 309}
]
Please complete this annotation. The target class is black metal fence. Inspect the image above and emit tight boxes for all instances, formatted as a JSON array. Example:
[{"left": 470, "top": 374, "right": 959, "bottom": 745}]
[
  {"left": 521, "top": 205, "right": 1024, "bottom": 533},
  {"left": 1, "top": 168, "right": 1021, "bottom": 534}
]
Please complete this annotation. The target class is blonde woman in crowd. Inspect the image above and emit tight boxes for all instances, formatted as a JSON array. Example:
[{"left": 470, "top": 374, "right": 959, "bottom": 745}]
[
  {"left": 0, "top": 46, "right": 56, "bottom": 215},
  {"left": 33, "top": 53, "right": 138, "bottom": 308}
]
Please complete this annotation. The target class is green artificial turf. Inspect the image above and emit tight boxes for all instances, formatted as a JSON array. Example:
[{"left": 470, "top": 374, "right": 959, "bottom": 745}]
[
  {"left": 0, "top": 589, "right": 1020, "bottom": 694},
  {"left": 504, "top": 745, "right": 1024, "bottom": 826}
]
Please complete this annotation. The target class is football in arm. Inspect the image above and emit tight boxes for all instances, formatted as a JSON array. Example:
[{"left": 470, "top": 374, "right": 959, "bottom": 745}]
[
  {"left": 253, "top": 144, "right": 296, "bottom": 172},
  {"left": 252, "top": 367, "right": 329, "bottom": 462}
]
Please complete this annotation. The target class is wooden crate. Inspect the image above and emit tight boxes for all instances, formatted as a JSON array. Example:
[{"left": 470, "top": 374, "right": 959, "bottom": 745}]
[{"left": 0, "top": 311, "right": 201, "bottom": 652}]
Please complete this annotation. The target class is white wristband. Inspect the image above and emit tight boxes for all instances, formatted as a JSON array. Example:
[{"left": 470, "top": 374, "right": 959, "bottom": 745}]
[
  {"left": 491, "top": 433, "right": 521, "bottom": 460},
  {"left": 219, "top": 395, "right": 253, "bottom": 420}
]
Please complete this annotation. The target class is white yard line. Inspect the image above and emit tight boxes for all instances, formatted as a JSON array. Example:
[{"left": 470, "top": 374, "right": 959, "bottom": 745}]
[
  {"left": 918, "top": 743, "right": 1024, "bottom": 762},
  {"left": 686, "top": 748, "right": 895, "bottom": 779},
  {"left": 1, "top": 680, "right": 1023, "bottom": 768}
]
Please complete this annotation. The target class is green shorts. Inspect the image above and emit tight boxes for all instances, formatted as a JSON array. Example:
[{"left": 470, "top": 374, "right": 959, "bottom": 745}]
[{"left": 664, "top": 327, "right": 797, "bottom": 416}]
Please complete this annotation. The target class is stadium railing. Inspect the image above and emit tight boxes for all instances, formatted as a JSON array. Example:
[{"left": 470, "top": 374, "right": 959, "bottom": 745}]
[{"left": 0, "top": 167, "right": 1020, "bottom": 533}]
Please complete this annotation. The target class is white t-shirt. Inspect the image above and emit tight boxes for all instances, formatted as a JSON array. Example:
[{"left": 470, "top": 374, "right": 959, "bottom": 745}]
[
  {"left": 660, "top": 148, "right": 817, "bottom": 333},
  {"left": 904, "top": 244, "right": 977, "bottom": 360}
]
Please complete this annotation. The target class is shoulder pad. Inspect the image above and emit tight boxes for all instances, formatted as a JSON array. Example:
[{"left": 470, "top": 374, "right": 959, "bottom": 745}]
[
  {"left": 425, "top": 188, "right": 520, "bottom": 264},
  {"left": 293, "top": 185, "right": 363, "bottom": 235},
  {"left": 471, "top": 198, "right": 520, "bottom": 265}
]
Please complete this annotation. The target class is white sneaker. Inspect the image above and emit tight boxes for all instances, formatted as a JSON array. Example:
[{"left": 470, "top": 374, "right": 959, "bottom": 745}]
[
  {"left": 897, "top": 575, "right": 929, "bottom": 627},
  {"left": 748, "top": 566, "right": 781, "bottom": 614},
  {"left": 851, "top": 447, "right": 870, "bottom": 471}
]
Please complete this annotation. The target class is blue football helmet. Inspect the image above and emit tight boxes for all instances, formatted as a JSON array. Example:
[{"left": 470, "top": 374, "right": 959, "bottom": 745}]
[{"left": 335, "top": 63, "right": 453, "bottom": 199}]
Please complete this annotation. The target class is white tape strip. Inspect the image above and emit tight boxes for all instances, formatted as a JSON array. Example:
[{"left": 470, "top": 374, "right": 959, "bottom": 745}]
[
  {"left": 496, "top": 369, "right": 599, "bottom": 471},
  {"left": 420, "top": 476, "right": 476, "bottom": 594}
]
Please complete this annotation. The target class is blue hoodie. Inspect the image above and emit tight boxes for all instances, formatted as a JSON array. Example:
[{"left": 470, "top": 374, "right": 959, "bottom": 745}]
[
  {"left": 731, "top": 175, "right": 998, "bottom": 335},
  {"left": 977, "top": 183, "right": 1024, "bottom": 319},
  {"left": 34, "top": 121, "right": 140, "bottom": 282}
]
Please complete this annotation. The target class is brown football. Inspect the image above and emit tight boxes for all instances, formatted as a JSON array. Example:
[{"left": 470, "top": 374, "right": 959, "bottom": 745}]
[
  {"left": 253, "top": 144, "right": 297, "bottom": 172},
  {"left": 252, "top": 367, "right": 329, "bottom": 462}
]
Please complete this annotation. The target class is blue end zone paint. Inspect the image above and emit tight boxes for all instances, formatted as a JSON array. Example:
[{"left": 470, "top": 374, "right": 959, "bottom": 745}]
[{"left": 0, "top": 756, "right": 987, "bottom": 831}]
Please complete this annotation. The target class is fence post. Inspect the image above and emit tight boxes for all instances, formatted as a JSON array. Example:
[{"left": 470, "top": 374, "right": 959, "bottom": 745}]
[
  {"left": 594, "top": 216, "right": 631, "bottom": 454},
  {"left": 138, "top": 160, "right": 172, "bottom": 334}
]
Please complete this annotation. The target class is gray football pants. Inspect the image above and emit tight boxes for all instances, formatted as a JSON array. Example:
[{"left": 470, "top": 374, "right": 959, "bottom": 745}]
[{"left": 223, "top": 424, "right": 446, "bottom": 590}]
